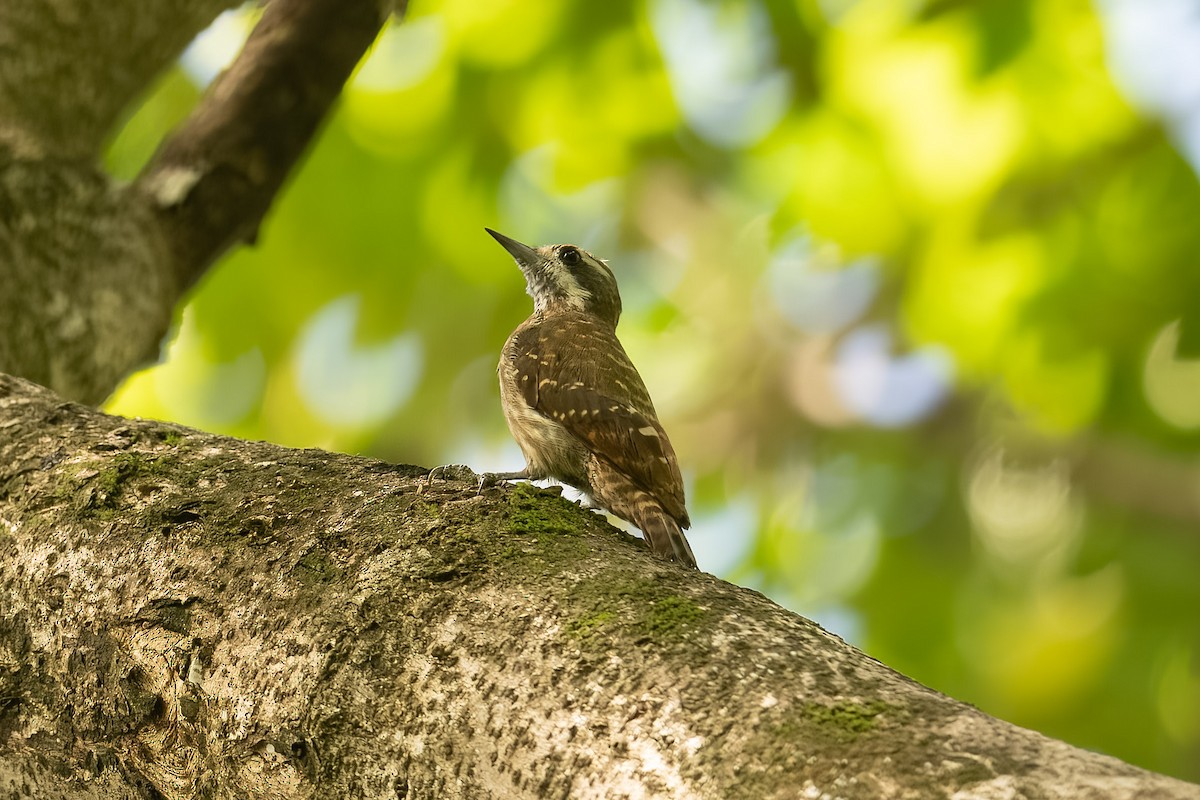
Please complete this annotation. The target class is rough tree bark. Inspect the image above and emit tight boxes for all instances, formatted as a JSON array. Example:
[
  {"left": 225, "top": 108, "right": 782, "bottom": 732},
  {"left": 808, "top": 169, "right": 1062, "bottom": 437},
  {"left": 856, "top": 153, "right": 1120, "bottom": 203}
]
[
  {"left": 2, "top": 1, "right": 1199, "bottom": 798},
  {"left": 2, "top": 373, "right": 1198, "bottom": 799}
]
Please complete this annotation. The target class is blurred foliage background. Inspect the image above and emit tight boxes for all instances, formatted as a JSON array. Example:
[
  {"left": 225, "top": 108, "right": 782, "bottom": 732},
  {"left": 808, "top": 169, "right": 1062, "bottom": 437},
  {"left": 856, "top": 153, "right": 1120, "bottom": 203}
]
[{"left": 103, "top": 0, "right": 1199, "bottom": 781}]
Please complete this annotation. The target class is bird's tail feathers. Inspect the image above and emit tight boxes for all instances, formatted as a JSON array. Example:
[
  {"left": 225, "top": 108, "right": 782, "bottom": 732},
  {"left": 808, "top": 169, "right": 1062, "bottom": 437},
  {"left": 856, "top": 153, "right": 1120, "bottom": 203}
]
[{"left": 634, "top": 500, "right": 698, "bottom": 570}]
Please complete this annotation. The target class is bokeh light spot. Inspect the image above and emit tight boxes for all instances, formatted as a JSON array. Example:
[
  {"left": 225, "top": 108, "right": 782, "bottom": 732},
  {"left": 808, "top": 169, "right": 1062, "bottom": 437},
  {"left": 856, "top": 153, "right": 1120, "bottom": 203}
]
[
  {"left": 832, "top": 325, "right": 953, "bottom": 427},
  {"left": 180, "top": 7, "right": 254, "bottom": 88},
  {"left": 294, "top": 295, "right": 424, "bottom": 428},
  {"left": 967, "top": 447, "right": 1083, "bottom": 568},
  {"left": 651, "top": 0, "right": 790, "bottom": 147},
  {"left": 1156, "top": 642, "right": 1200, "bottom": 746},
  {"left": 766, "top": 233, "right": 879, "bottom": 334},
  {"left": 1144, "top": 320, "right": 1200, "bottom": 430}
]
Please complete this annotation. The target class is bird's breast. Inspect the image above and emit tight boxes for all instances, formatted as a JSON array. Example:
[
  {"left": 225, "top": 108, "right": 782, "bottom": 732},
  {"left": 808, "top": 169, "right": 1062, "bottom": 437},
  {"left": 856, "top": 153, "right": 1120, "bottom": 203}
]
[{"left": 498, "top": 338, "right": 590, "bottom": 488}]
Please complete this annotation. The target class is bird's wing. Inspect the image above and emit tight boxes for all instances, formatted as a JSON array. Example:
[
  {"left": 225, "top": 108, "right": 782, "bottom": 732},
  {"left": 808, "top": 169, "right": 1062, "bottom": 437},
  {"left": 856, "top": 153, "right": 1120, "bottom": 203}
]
[{"left": 508, "top": 317, "right": 689, "bottom": 525}]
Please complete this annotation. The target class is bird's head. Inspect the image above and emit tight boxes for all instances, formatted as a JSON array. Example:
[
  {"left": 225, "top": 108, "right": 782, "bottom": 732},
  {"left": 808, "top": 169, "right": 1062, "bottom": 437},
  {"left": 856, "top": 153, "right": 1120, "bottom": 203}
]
[{"left": 486, "top": 228, "right": 622, "bottom": 326}]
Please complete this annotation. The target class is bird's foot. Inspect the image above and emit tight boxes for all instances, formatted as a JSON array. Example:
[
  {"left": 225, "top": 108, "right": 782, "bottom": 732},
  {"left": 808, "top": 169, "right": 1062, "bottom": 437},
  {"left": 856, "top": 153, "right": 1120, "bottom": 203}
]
[
  {"left": 423, "top": 464, "right": 479, "bottom": 486},
  {"left": 476, "top": 470, "right": 534, "bottom": 494},
  {"left": 422, "top": 466, "right": 531, "bottom": 494}
]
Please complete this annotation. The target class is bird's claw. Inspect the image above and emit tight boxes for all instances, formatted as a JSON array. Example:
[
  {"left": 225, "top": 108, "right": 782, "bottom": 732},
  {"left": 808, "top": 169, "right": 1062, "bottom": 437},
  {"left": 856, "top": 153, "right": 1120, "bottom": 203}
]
[
  {"left": 423, "top": 464, "right": 479, "bottom": 486},
  {"left": 422, "top": 465, "right": 526, "bottom": 496},
  {"left": 476, "top": 470, "right": 531, "bottom": 495}
]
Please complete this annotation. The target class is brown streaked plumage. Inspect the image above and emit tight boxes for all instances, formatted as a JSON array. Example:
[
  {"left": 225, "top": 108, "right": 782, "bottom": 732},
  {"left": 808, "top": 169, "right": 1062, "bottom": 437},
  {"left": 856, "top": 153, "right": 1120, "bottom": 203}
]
[{"left": 484, "top": 228, "right": 697, "bottom": 569}]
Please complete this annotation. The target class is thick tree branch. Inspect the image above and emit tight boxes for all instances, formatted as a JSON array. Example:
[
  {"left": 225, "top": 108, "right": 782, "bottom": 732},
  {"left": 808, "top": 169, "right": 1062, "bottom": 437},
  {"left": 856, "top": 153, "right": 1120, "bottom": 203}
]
[
  {"left": 137, "top": 0, "right": 394, "bottom": 291},
  {"left": 1, "top": 374, "right": 1196, "bottom": 800},
  {"left": 0, "top": 155, "right": 176, "bottom": 405},
  {"left": 0, "top": 0, "right": 390, "bottom": 404}
]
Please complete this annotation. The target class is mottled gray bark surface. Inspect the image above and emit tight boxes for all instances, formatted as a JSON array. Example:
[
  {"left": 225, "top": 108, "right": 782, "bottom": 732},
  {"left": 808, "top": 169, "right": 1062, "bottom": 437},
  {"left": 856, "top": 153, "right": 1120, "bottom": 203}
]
[
  {"left": 0, "top": 0, "right": 389, "bottom": 404},
  {"left": 1, "top": 374, "right": 1197, "bottom": 800},
  {"left": 0, "top": 0, "right": 239, "bottom": 160}
]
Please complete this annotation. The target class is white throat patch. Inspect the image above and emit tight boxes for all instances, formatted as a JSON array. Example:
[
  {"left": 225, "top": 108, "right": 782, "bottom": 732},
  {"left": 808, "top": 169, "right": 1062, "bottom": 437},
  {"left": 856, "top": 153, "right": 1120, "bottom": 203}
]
[{"left": 531, "top": 260, "right": 591, "bottom": 313}]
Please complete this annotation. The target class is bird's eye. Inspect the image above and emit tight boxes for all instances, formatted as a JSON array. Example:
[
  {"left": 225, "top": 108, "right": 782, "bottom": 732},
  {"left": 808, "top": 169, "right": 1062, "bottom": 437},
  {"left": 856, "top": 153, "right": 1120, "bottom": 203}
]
[{"left": 560, "top": 247, "right": 582, "bottom": 266}]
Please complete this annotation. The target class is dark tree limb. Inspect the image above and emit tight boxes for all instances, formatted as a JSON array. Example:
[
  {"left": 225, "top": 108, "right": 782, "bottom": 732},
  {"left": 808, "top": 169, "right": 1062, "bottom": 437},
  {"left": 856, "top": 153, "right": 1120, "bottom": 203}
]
[
  {"left": 1, "top": 374, "right": 1196, "bottom": 800},
  {"left": 0, "top": 0, "right": 391, "bottom": 404},
  {"left": 136, "top": 0, "right": 395, "bottom": 291}
]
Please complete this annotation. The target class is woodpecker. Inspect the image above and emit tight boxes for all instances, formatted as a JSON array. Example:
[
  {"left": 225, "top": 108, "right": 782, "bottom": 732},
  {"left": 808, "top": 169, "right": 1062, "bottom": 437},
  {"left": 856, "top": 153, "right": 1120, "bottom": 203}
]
[{"left": 483, "top": 228, "right": 698, "bottom": 569}]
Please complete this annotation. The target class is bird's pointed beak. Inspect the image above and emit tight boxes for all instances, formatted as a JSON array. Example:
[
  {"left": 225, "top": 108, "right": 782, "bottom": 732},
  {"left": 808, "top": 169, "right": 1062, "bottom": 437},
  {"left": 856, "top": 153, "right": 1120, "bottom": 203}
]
[{"left": 485, "top": 228, "right": 539, "bottom": 271}]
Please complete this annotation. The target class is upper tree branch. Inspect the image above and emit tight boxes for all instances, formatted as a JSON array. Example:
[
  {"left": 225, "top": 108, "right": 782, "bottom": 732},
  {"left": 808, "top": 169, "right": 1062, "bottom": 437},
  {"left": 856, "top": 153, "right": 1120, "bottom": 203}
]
[
  {"left": 137, "top": 0, "right": 394, "bottom": 291},
  {"left": 1, "top": 373, "right": 1196, "bottom": 799},
  {"left": 0, "top": 0, "right": 391, "bottom": 403},
  {"left": 0, "top": 0, "right": 238, "bottom": 159}
]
